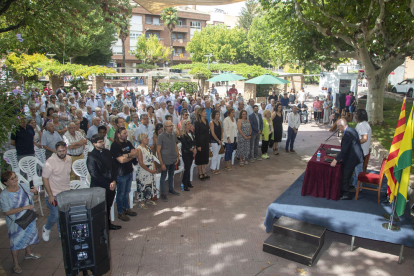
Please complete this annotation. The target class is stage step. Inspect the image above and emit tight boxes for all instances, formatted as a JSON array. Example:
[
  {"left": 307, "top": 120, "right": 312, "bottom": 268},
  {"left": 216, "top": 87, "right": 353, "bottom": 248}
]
[{"left": 263, "top": 216, "right": 326, "bottom": 266}]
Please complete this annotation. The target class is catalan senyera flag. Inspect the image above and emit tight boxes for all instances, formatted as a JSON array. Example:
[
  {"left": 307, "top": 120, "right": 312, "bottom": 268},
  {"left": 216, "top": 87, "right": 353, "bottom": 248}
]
[
  {"left": 385, "top": 99, "right": 406, "bottom": 201},
  {"left": 392, "top": 106, "right": 413, "bottom": 216}
]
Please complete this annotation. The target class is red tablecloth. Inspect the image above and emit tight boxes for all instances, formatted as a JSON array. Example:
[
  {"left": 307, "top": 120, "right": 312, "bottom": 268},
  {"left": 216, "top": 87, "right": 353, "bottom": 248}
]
[{"left": 301, "top": 144, "right": 342, "bottom": 200}]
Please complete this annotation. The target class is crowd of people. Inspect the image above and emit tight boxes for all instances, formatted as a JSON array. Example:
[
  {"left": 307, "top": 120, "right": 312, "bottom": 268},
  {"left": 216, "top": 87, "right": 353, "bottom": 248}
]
[{"left": 3, "top": 82, "right": 366, "bottom": 273}]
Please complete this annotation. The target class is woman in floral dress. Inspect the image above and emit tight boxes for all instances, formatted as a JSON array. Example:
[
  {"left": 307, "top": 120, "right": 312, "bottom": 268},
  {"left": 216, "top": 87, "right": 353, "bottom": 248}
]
[{"left": 136, "top": 133, "right": 157, "bottom": 209}]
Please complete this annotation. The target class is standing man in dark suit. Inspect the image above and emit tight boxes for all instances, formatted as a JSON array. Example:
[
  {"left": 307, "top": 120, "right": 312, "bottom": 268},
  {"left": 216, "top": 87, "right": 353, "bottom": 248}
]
[
  {"left": 330, "top": 119, "right": 364, "bottom": 200},
  {"left": 86, "top": 134, "right": 121, "bottom": 230},
  {"left": 248, "top": 105, "right": 263, "bottom": 162}
]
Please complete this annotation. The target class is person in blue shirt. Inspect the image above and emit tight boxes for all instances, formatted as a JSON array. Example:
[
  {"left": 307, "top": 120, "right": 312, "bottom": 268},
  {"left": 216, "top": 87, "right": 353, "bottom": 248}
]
[
  {"left": 205, "top": 101, "right": 213, "bottom": 124},
  {"left": 280, "top": 93, "right": 290, "bottom": 109}
]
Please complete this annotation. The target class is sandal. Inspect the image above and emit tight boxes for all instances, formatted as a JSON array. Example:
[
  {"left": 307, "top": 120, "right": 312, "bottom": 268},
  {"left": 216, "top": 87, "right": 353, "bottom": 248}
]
[
  {"left": 199, "top": 174, "right": 205, "bottom": 181},
  {"left": 13, "top": 265, "right": 22, "bottom": 274},
  {"left": 203, "top": 173, "right": 210, "bottom": 179},
  {"left": 240, "top": 161, "right": 244, "bottom": 167},
  {"left": 138, "top": 202, "right": 148, "bottom": 209},
  {"left": 146, "top": 200, "right": 157, "bottom": 205},
  {"left": 24, "top": 253, "right": 41, "bottom": 260}
]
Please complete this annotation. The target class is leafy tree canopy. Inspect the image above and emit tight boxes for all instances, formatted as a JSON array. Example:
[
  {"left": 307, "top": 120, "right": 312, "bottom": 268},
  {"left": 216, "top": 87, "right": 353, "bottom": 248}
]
[
  {"left": 260, "top": 0, "right": 414, "bottom": 124},
  {"left": 5, "top": 53, "right": 116, "bottom": 78},
  {"left": 160, "top": 7, "right": 179, "bottom": 66},
  {"left": 186, "top": 24, "right": 266, "bottom": 66},
  {"left": 172, "top": 62, "right": 276, "bottom": 78},
  {"left": 131, "top": 35, "right": 171, "bottom": 65},
  {"left": 238, "top": 0, "right": 262, "bottom": 30},
  {"left": 0, "top": 0, "right": 131, "bottom": 66}
]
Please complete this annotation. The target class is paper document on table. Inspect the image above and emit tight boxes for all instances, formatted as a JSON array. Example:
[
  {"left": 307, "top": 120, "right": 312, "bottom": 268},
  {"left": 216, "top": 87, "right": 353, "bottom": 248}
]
[{"left": 330, "top": 148, "right": 340, "bottom": 152}]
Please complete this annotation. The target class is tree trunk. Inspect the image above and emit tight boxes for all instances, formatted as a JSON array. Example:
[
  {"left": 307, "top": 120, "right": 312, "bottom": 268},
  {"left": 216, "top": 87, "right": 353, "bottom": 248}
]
[
  {"left": 365, "top": 72, "right": 386, "bottom": 125},
  {"left": 200, "top": 77, "right": 207, "bottom": 95},
  {"left": 122, "top": 38, "right": 126, "bottom": 72},
  {"left": 169, "top": 30, "right": 173, "bottom": 67}
]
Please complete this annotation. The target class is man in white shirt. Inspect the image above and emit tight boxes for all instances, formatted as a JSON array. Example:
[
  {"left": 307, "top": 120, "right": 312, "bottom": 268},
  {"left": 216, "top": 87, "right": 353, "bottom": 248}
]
[
  {"left": 266, "top": 99, "right": 276, "bottom": 111},
  {"left": 86, "top": 94, "right": 99, "bottom": 110},
  {"left": 213, "top": 94, "right": 221, "bottom": 106},
  {"left": 286, "top": 106, "right": 300, "bottom": 153},
  {"left": 156, "top": 102, "right": 168, "bottom": 122},
  {"left": 123, "top": 93, "right": 134, "bottom": 108},
  {"left": 297, "top": 88, "right": 306, "bottom": 103},
  {"left": 63, "top": 122, "right": 87, "bottom": 180}
]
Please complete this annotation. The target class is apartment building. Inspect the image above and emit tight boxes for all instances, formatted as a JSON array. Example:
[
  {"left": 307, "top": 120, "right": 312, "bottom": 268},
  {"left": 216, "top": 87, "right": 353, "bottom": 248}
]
[{"left": 111, "top": 6, "right": 210, "bottom": 72}]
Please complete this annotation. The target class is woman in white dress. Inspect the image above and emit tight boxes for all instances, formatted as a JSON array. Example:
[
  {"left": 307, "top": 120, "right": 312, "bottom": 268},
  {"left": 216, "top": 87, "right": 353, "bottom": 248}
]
[{"left": 136, "top": 133, "right": 157, "bottom": 209}]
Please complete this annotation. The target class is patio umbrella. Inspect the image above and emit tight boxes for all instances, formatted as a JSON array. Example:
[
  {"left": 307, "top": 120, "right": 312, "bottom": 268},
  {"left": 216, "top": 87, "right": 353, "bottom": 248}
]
[
  {"left": 206, "top": 72, "right": 247, "bottom": 82},
  {"left": 245, "top": 73, "right": 290, "bottom": 85},
  {"left": 207, "top": 72, "right": 247, "bottom": 95}
]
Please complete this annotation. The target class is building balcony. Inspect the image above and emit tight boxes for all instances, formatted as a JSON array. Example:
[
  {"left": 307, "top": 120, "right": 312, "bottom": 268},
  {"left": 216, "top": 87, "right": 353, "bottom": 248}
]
[
  {"left": 172, "top": 38, "right": 187, "bottom": 46},
  {"left": 144, "top": 23, "right": 164, "bottom": 31},
  {"left": 174, "top": 25, "right": 189, "bottom": 31},
  {"left": 173, "top": 52, "right": 189, "bottom": 60}
]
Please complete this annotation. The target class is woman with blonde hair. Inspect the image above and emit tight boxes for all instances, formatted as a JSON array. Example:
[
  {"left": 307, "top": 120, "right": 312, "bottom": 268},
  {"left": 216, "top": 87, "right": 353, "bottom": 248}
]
[
  {"left": 261, "top": 110, "right": 274, "bottom": 159},
  {"left": 136, "top": 133, "right": 157, "bottom": 209},
  {"left": 180, "top": 119, "right": 196, "bottom": 190},
  {"left": 194, "top": 107, "right": 210, "bottom": 180}
]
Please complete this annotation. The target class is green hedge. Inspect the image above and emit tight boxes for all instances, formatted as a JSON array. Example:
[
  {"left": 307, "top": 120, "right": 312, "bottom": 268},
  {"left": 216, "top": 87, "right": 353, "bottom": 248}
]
[{"left": 158, "top": 82, "right": 198, "bottom": 94}]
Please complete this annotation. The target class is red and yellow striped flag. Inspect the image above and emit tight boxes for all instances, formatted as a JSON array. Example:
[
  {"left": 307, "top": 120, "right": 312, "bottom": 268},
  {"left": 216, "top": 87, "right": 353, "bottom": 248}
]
[{"left": 385, "top": 99, "right": 406, "bottom": 201}]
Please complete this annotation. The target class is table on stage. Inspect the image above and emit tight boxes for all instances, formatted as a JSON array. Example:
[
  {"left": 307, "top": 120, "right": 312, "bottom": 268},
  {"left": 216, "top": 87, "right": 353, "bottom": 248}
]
[{"left": 301, "top": 144, "right": 342, "bottom": 200}]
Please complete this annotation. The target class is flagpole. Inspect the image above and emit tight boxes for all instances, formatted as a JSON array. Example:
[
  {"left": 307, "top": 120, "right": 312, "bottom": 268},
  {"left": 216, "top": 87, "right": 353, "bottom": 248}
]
[
  {"left": 383, "top": 182, "right": 401, "bottom": 231},
  {"left": 382, "top": 95, "right": 409, "bottom": 231}
]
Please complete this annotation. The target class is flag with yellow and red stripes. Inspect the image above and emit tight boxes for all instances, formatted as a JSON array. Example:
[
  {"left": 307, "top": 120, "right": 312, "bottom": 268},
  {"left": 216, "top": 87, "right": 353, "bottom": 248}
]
[{"left": 384, "top": 99, "right": 406, "bottom": 201}]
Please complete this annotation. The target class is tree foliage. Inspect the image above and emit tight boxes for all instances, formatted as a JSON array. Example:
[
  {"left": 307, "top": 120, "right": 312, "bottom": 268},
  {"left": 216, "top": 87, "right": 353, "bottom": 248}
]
[
  {"left": 238, "top": 0, "right": 262, "bottom": 31},
  {"left": 131, "top": 35, "right": 171, "bottom": 65},
  {"left": 186, "top": 24, "right": 265, "bottom": 65},
  {"left": 5, "top": 53, "right": 116, "bottom": 78},
  {"left": 172, "top": 63, "right": 276, "bottom": 78},
  {"left": 260, "top": 0, "right": 414, "bottom": 124},
  {"left": 160, "top": 7, "right": 179, "bottom": 66},
  {"left": 0, "top": 0, "right": 132, "bottom": 66}
]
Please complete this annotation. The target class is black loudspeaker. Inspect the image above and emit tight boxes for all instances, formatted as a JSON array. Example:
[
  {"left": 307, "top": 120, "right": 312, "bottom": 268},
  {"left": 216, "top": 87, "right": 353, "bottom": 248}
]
[{"left": 57, "top": 187, "right": 110, "bottom": 276}]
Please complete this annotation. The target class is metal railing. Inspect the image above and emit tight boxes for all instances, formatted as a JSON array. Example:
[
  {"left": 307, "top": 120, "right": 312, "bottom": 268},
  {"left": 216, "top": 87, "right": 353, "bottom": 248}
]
[
  {"left": 172, "top": 38, "right": 187, "bottom": 42},
  {"left": 173, "top": 52, "right": 188, "bottom": 57}
]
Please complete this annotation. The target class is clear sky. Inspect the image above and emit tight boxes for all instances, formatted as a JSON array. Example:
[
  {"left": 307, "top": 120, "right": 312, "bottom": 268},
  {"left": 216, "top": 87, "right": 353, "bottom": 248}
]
[{"left": 196, "top": 2, "right": 246, "bottom": 17}]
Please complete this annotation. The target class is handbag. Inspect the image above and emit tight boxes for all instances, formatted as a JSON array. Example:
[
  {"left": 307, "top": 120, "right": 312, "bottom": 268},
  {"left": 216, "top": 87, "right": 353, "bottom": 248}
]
[{"left": 7, "top": 185, "right": 38, "bottom": 230}]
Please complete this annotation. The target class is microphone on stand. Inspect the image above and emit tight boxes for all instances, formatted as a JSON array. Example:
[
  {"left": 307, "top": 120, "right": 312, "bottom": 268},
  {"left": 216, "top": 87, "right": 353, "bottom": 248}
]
[{"left": 320, "top": 129, "right": 340, "bottom": 150}]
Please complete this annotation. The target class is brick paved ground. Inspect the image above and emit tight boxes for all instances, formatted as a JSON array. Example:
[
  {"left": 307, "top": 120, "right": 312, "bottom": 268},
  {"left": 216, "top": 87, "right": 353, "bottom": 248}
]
[{"left": 1, "top": 103, "right": 413, "bottom": 275}]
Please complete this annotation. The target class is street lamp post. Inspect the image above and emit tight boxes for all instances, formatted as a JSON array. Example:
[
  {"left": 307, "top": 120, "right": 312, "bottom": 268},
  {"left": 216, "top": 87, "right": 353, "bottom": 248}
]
[{"left": 204, "top": 53, "right": 213, "bottom": 69}]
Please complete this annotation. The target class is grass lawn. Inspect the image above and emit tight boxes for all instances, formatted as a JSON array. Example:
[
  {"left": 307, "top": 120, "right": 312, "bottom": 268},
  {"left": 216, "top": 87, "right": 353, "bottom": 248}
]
[{"left": 349, "top": 98, "right": 414, "bottom": 172}]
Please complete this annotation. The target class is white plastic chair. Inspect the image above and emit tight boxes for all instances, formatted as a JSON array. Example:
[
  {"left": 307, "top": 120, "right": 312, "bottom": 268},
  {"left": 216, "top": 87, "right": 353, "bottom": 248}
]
[
  {"left": 34, "top": 147, "right": 46, "bottom": 164},
  {"left": 70, "top": 180, "right": 88, "bottom": 190},
  {"left": 3, "top": 149, "right": 19, "bottom": 174},
  {"left": 83, "top": 143, "right": 91, "bottom": 159},
  {"left": 18, "top": 157, "right": 45, "bottom": 216},
  {"left": 72, "top": 159, "right": 90, "bottom": 186},
  {"left": 152, "top": 156, "right": 163, "bottom": 198}
]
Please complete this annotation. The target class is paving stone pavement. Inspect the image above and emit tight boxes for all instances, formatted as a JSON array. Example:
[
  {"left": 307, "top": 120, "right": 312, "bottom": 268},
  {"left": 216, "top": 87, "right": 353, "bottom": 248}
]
[{"left": 1, "top": 119, "right": 413, "bottom": 276}]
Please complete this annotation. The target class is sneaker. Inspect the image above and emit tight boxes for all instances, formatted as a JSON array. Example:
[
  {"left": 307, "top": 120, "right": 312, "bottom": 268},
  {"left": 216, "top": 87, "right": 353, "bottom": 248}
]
[
  {"left": 124, "top": 208, "right": 137, "bottom": 217},
  {"left": 244, "top": 160, "right": 248, "bottom": 165},
  {"left": 256, "top": 157, "right": 262, "bottom": 161},
  {"left": 169, "top": 190, "right": 181, "bottom": 196},
  {"left": 249, "top": 158, "right": 255, "bottom": 163},
  {"left": 118, "top": 212, "right": 130, "bottom": 221},
  {"left": 161, "top": 193, "right": 168, "bottom": 202},
  {"left": 265, "top": 154, "right": 270, "bottom": 159},
  {"left": 42, "top": 225, "right": 51, "bottom": 242},
  {"left": 262, "top": 154, "right": 267, "bottom": 159}
]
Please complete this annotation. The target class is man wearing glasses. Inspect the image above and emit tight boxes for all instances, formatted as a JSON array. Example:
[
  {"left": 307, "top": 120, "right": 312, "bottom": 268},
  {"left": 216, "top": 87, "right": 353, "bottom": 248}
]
[{"left": 166, "top": 104, "right": 179, "bottom": 125}]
